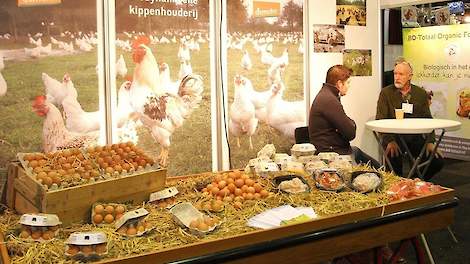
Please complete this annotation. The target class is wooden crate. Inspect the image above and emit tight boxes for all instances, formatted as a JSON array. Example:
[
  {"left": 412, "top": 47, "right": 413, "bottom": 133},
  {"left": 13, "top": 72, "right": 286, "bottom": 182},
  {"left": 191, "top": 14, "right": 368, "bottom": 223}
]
[{"left": 10, "top": 163, "right": 166, "bottom": 226}]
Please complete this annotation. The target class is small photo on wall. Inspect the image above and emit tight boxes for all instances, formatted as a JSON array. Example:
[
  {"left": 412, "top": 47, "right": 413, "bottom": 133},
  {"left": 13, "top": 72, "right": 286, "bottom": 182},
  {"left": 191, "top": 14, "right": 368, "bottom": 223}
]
[
  {"left": 336, "top": 0, "right": 366, "bottom": 26},
  {"left": 313, "top": 25, "right": 345, "bottom": 53},
  {"left": 343, "top": 49, "right": 372, "bottom": 76}
]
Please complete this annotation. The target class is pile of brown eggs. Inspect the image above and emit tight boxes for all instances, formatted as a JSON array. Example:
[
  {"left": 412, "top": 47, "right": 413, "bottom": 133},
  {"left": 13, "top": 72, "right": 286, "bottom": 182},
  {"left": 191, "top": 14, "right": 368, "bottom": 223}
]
[
  {"left": 189, "top": 216, "right": 220, "bottom": 232},
  {"left": 201, "top": 170, "right": 270, "bottom": 209},
  {"left": 18, "top": 224, "right": 59, "bottom": 241},
  {"left": 66, "top": 243, "right": 107, "bottom": 256},
  {"left": 92, "top": 204, "right": 126, "bottom": 225},
  {"left": 23, "top": 148, "right": 100, "bottom": 189},
  {"left": 86, "top": 142, "right": 155, "bottom": 176},
  {"left": 116, "top": 220, "right": 152, "bottom": 236}
]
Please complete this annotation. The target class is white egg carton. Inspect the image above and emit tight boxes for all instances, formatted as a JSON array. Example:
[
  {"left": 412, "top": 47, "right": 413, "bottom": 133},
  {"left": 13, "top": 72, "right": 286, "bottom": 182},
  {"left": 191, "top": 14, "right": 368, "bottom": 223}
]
[
  {"left": 257, "top": 144, "right": 276, "bottom": 159},
  {"left": 294, "top": 155, "right": 321, "bottom": 164},
  {"left": 170, "top": 202, "right": 219, "bottom": 237},
  {"left": 19, "top": 214, "right": 61, "bottom": 242},
  {"left": 114, "top": 208, "right": 153, "bottom": 237},
  {"left": 273, "top": 153, "right": 293, "bottom": 167},
  {"left": 291, "top": 143, "right": 316, "bottom": 157},
  {"left": 65, "top": 232, "right": 108, "bottom": 260},
  {"left": 304, "top": 160, "right": 329, "bottom": 176},
  {"left": 256, "top": 162, "right": 280, "bottom": 178},
  {"left": 317, "top": 152, "right": 339, "bottom": 162},
  {"left": 149, "top": 187, "right": 179, "bottom": 202}
]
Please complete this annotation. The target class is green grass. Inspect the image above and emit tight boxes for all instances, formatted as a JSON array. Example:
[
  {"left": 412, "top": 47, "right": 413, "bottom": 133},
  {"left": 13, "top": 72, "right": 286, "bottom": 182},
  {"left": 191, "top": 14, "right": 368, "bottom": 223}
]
[{"left": 0, "top": 37, "right": 304, "bottom": 176}]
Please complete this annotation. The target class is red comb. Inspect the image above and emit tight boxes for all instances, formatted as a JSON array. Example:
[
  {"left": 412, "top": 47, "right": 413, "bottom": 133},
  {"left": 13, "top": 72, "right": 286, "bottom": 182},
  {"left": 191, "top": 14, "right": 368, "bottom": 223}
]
[
  {"left": 132, "top": 36, "right": 150, "bottom": 49},
  {"left": 33, "top": 95, "right": 47, "bottom": 107}
]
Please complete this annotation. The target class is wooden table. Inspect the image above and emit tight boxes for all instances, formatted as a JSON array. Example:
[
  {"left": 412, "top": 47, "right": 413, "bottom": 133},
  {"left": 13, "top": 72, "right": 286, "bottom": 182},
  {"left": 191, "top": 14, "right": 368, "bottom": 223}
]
[
  {"left": 95, "top": 189, "right": 456, "bottom": 264},
  {"left": 366, "top": 118, "right": 461, "bottom": 178}
]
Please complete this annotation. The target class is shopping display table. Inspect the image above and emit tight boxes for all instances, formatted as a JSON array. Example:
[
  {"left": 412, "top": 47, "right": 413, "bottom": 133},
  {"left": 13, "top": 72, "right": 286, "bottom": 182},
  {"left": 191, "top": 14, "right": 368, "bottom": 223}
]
[
  {"left": 366, "top": 118, "right": 461, "bottom": 178},
  {"left": 94, "top": 179, "right": 457, "bottom": 264}
]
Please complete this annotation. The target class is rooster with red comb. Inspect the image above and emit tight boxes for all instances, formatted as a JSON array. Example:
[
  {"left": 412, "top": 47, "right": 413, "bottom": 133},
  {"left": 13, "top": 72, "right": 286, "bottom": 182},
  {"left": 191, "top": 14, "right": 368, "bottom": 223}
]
[{"left": 128, "top": 35, "right": 204, "bottom": 167}]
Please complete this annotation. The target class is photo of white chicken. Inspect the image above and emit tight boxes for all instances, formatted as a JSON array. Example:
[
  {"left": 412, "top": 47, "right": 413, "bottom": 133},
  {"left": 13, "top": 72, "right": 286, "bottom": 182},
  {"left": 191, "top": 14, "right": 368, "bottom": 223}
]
[
  {"left": 265, "top": 82, "right": 306, "bottom": 141},
  {"left": 32, "top": 95, "right": 96, "bottom": 153},
  {"left": 159, "top": 62, "right": 180, "bottom": 96},
  {"left": 42, "top": 73, "right": 77, "bottom": 107},
  {"left": 241, "top": 50, "right": 252, "bottom": 71},
  {"left": 178, "top": 60, "right": 192, "bottom": 80},
  {"left": 229, "top": 75, "right": 259, "bottom": 149},
  {"left": 128, "top": 36, "right": 204, "bottom": 167},
  {"left": 116, "top": 54, "right": 128, "bottom": 78}
]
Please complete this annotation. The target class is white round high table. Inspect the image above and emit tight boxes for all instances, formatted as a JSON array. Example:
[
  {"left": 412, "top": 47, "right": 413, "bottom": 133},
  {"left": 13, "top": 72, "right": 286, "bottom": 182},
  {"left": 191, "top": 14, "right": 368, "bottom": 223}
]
[{"left": 366, "top": 118, "right": 462, "bottom": 178}]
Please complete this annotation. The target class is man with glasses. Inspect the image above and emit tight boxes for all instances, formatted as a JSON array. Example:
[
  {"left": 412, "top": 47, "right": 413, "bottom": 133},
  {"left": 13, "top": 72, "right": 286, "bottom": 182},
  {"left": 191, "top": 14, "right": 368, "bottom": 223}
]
[{"left": 376, "top": 57, "right": 444, "bottom": 180}]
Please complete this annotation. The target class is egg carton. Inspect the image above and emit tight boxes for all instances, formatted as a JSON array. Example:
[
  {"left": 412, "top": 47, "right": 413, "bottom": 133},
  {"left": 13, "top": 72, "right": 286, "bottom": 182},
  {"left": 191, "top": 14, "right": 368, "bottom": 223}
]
[
  {"left": 17, "top": 152, "right": 101, "bottom": 191},
  {"left": 114, "top": 208, "right": 154, "bottom": 237},
  {"left": 149, "top": 187, "right": 179, "bottom": 209},
  {"left": 170, "top": 202, "right": 220, "bottom": 237},
  {"left": 317, "top": 152, "right": 339, "bottom": 162},
  {"left": 280, "top": 161, "right": 305, "bottom": 174},
  {"left": 91, "top": 202, "right": 127, "bottom": 226},
  {"left": 18, "top": 213, "right": 61, "bottom": 242},
  {"left": 304, "top": 160, "right": 329, "bottom": 176},
  {"left": 65, "top": 232, "right": 108, "bottom": 261},
  {"left": 291, "top": 143, "right": 316, "bottom": 157},
  {"left": 101, "top": 163, "right": 160, "bottom": 179}
]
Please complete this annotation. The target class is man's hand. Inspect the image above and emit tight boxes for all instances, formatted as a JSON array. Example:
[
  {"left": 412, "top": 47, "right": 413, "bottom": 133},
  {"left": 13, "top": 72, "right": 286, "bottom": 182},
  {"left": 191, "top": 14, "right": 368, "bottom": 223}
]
[
  {"left": 385, "top": 141, "right": 400, "bottom": 158},
  {"left": 426, "top": 143, "right": 443, "bottom": 158}
]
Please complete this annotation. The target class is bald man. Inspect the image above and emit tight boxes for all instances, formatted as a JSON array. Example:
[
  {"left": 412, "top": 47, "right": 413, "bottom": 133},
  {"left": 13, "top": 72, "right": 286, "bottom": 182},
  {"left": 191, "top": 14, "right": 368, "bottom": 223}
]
[{"left": 376, "top": 59, "right": 443, "bottom": 180}]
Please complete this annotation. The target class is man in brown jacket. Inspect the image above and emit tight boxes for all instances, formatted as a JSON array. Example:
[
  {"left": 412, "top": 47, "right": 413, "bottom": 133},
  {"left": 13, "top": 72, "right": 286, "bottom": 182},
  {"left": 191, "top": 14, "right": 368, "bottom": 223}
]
[
  {"left": 376, "top": 58, "right": 443, "bottom": 180},
  {"left": 309, "top": 65, "right": 379, "bottom": 168}
]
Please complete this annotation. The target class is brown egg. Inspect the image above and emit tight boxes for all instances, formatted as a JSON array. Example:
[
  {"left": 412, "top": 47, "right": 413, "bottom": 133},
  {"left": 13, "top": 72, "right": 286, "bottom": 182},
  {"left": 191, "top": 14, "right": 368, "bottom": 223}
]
[
  {"left": 253, "top": 183, "right": 263, "bottom": 193},
  {"left": 234, "top": 179, "right": 244, "bottom": 188},
  {"left": 42, "top": 230, "right": 54, "bottom": 240},
  {"left": 19, "top": 230, "right": 31, "bottom": 239},
  {"left": 67, "top": 245, "right": 80, "bottom": 255},
  {"left": 189, "top": 219, "right": 199, "bottom": 229},
  {"left": 247, "top": 186, "right": 256, "bottom": 194},
  {"left": 260, "top": 190, "right": 269, "bottom": 198},
  {"left": 114, "top": 165, "right": 123, "bottom": 173},
  {"left": 49, "top": 225, "right": 59, "bottom": 232},
  {"left": 95, "top": 243, "right": 107, "bottom": 254},
  {"left": 115, "top": 205, "right": 125, "bottom": 214},
  {"left": 105, "top": 167, "right": 114, "bottom": 174},
  {"left": 115, "top": 213, "right": 123, "bottom": 220},
  {"left": 29, "top": 160, "right": 39, "bottom": 168},
  {"left": 197, "top": 222, "right": 209, "bottom": 231},
  {"left": 93, "top": 214, "right": 104, "bottom": 224},
  {"left": 126, "top": 227, "right": 137, "bottom": 236},
  {"left": 137, "top": 225, "right": 145, "bottom": 233},
  {"left": 81, "top": 245, "right": 93, "bottom": 255},
  {"left": 203, "top": 216, "right": 214, "bottom": 227},
  {"left": 31, "top": 230, "right": 42, "bottom": 240},
  {"left": 234, "top": 188, "right": 243, "bottom": 197},
  {"left": 38, "top": 159, "right": 47, "bottom": 167},
  {"left": 104, "top": 214, "right": 114, "bottom": 224},
  {"left": 43, "top": 177, "right": 53, "bottom": 187},
  {"left": 94, "top": 204, "right": 104, "bottom": 214},
  {"left": 245, "top": 193, "right": 254, "bottom": 200}
]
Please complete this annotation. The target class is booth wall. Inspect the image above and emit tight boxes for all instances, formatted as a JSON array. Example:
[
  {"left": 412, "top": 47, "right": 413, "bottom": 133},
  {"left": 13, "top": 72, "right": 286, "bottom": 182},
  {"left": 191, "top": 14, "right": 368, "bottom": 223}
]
[{"left": 309, "top": 0, "right": 381, "bottom": 159}]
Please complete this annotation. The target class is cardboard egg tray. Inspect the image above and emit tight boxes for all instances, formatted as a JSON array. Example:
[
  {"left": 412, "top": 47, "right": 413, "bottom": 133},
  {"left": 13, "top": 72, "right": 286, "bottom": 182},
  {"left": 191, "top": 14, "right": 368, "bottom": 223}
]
[
  {"left": 65, "top": 232, "right": 108, "bottom": 261},
  {"left": 170, "top": 202, "right": 220, "bottom": 237},
  {"left": 91, "top": 202, "right": 127, "bottom": 226}
]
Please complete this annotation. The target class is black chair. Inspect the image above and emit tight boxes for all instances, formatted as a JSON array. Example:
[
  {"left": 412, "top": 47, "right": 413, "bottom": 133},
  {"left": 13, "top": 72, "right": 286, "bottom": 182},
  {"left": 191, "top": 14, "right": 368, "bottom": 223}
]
[{"left": 294, "top": 126, "right": 310, "bottom": 144}]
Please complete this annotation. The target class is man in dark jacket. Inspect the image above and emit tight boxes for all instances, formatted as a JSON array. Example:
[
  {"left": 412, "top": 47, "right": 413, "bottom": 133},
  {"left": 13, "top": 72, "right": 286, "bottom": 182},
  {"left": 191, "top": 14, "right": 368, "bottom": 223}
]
[
  {"left": 376, "top": 58, "right": 443, "bottom": 180},
  {"left": 309, "top": 65, "right": 379, "bottom": 168}
]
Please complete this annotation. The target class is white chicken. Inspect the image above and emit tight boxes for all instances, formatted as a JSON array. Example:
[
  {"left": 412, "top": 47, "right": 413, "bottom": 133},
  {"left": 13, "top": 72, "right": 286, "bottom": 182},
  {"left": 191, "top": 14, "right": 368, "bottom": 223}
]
[
  {"left": 177, "top": 42, "right": 191, "bottom": 62},
  {"left": 235, "top": 75, "right": 272, "bottom": 123},
  {"left": 267, "top": 62, "right": 286, "bottom": 85},
  {"left": 62, "top": 94, "right": 101, "bottom": 134},
  {"left": 32, "top": 95, "right": 96, "bottom": 152},
  {"left": 265, "top": 82, "right": 306, "bottom": 141},
  {"left": 272, "top": 48, "right": 289, "bottom": 67},
  {"left": 116, "top": 54, "right": 128, "bottom": 78},
  {"left": 178, "top": 60, "right": 193, "bottom": 80},
  {"left": 159, "top": 62, "right": 180, "bottom": 96},
  {"left": 229, "top": 75, "right": 258, "bottom": 149},
  {"left": 240, "top": 50, "right": 252, "bottom": 71},
  {"left": 24, "top": 47, "right": 41, "bottom": 58},
  {"left": 116, "top": 80, "right": 135, "bottom": 128},
  {"left": 260, "top": 49, "right": 274, "bottom": 65},
  {"left": 0, "top": 72, "right": 6, "bottom": 97},
  {"left": 42, "top": 73, "right": 77, "bottom": 107},
  {"left": 129, "top": 36, "right": 204, "bottom": 166}
]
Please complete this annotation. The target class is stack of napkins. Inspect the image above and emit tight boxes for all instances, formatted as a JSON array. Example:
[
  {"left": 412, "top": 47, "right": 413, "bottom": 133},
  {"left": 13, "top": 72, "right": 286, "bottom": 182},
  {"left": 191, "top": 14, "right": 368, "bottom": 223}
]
[{"left": 247, "top": 205, "right": 317, "bottom": 229}]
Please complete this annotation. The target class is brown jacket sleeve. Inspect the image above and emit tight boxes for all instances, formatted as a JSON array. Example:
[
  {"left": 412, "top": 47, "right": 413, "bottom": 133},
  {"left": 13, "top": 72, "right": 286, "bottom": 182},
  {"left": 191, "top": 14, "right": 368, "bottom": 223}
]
[{"left": 375, "top": 89, "right": 395, "bottom": 145}]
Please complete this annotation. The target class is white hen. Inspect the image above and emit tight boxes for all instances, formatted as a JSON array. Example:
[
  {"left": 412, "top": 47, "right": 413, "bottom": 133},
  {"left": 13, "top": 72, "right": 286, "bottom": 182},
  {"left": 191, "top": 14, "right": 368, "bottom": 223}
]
[
  {"left": 236, "top": 75, "right": 272, "bottom": 123},
  {"left": 32, "top": 95, "right": 96, "bottom": 153},
  {"left": 42, "top": 73, "right": 77, "bottom": 107},
  {"left": 116, "top": 54, "right": 128, "bottom": 78},
  {"left": 241, "top": 50, "right": 252, "bottom": 71},
  {"left": 178, "top": 60, "right": 193, "bottom": 80},
  {"left": 229, "top": 75, "right": 259, "bottom": 149},
  {"left": 159, "top": 62, "right": 180, "bottom": 96},
  {"left": 265, "top": 82, "right": 306, "bottom": 141}
]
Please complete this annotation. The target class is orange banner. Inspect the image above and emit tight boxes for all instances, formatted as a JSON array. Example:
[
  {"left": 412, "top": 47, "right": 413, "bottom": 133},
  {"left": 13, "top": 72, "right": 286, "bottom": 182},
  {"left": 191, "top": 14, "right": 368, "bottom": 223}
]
[
  {"left": 18, "top": 0, "right": 61, "bottom": 7},
  {"left": 253, "top": 1, "right": 281, "bottom": 18}
]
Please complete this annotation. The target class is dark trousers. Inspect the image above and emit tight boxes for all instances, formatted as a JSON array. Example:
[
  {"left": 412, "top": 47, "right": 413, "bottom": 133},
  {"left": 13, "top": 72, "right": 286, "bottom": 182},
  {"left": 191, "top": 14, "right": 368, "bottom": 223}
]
[
  {"left": 386, "top": 135, "right": 444, "bottom": 181},
  {"left": 351, "top": 146, "right": 381, "bottom": 170}
]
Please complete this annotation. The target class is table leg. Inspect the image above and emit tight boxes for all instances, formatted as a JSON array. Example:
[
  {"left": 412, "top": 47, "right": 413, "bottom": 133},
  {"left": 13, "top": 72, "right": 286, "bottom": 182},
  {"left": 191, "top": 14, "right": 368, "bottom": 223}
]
[
  {"left": 419, "top": 234, "right": 435, "bottom": 264},
  {"left": 399, "top": 133, "right": 434, "bottom": 179},
  {"left": 373, "top": 132, "right": 395, "bottom": 173},
  {"left": 420, "top": 130, "right": 445, "bottom": 177}
]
